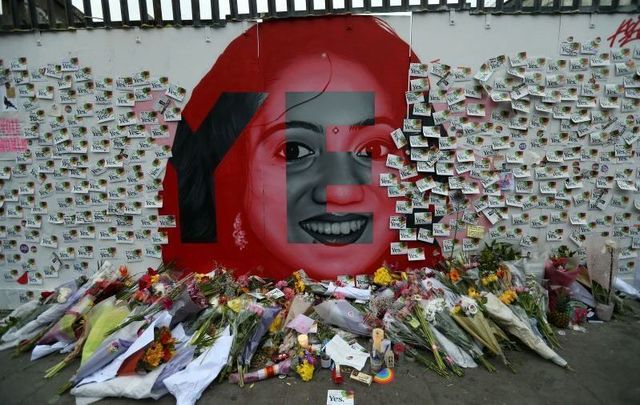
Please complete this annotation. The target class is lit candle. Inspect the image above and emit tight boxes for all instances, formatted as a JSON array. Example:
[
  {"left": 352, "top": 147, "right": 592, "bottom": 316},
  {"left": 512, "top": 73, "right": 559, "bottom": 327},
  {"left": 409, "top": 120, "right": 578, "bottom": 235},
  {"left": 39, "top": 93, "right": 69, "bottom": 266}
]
[
  {"left": 372, "top": 328, "right": 384, "bottom": 353},
  {"left": 297, "top": 334, "right": 309, "bottom": 349}
]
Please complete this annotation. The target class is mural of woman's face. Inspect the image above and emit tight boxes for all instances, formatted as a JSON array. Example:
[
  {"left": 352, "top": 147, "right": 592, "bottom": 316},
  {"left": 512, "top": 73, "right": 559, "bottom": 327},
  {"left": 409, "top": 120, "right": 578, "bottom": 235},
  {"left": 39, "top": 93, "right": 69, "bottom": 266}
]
[{"left": 244, "top": 54, "right": 400, "bottom": 279}]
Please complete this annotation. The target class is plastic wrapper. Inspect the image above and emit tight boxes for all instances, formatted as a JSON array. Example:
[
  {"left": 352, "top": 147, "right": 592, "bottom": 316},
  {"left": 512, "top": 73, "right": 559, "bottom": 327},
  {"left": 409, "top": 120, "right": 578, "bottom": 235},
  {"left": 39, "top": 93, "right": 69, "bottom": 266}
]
[
  {"left": 71, "top": 362, "right": 167, "bottom": 403},
  {"left": 81, "top": 297, "right": 130, "bottom": 364},
  {"left": 502, "top": 260, "right": 527, "bottom": 288},
  {"left": 73, "top": 338, "right": 132, "bottom": 384},
  {"left": 169, "top": 289, "right": 207, "bottom": 329},
  {"left": 79, "top": 311, "right": 172, "bottom": 386},
  {"left": 483, "top": 293, "right": 568, "bottom": 368},
  {"left": 569, "top": 281, "right": 596, "bottom": 307},
  {"left": 325, "top": 282, "right": 371, "bottom": 301},
  {"left": 545, "top": 262, "right": 581, "bottom": 288},
  {"left": 150, "top": 344, "right": 196, "bottom": 398},
  {"left": 164, "top": 326, "right": 234, "bottom": 405},
  {"left": 31, "top": 341, "right": 69, "bottom": 361},
  {"left": 422, "top": 278, "right": 460, "bottom": 308},
  {"left": 614, "top": 277, "right": 640, "bottom": 299},
  {"left": 283, "top": 295, "right": 312, "bottom": 329},
  {"left": 314, "top": 299, "right": 371, "bottom": 336},
  {"left": 452, "top": 311, "right": 508, "bottom": 365},
  {"left": 0, "top": 300, "right": 40, "bottom": 330},
  {"left": 38, "top": 295, "right": 96, "bottom": 345},
  {"left": 432, "top": 327, "right": 477, "bottom": 368},
  {"left": 242, "top": 306, "right": 280, "bottom": 366},
  {"left": 1, "top": 280, "right": 88, "bottom": 347}
]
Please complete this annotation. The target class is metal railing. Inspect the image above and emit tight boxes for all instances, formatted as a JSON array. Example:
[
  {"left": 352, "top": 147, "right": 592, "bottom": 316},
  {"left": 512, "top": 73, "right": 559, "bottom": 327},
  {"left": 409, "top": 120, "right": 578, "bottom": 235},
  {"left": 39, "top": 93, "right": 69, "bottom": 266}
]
[{"left": 0, "top": 0, "right": 638, "bottom": 32}]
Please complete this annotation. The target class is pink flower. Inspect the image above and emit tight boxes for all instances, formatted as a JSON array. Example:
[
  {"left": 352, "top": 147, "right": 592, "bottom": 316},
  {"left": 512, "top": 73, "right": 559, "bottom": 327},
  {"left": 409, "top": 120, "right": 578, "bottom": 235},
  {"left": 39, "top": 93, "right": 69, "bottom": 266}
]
[
  {"left": 248, "top": 303, "right": 264, "bottom": 317},
  {"left": 237, "top": 274, "right": 249, "bottom": 288},
  {"left": 283, "top": 287, "right": 295, "bottom": 301},
  {"left": 275, "top": 280, "right": 288, "bottom": 289}
]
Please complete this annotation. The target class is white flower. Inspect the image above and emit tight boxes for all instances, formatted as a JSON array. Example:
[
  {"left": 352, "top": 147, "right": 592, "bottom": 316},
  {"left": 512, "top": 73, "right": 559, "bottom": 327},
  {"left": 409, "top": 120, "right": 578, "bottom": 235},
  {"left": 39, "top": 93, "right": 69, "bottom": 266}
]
[
  {"left": 57, "top": 287, "right": 71, "bottom": 303},
  {"left": 153, "top": 283, "right": 166, "bottom": 296},
  {"left": 459, "top": 296, "right": 478, "bottom": 316},
  {"left": 465, "top": 303, "right": 478, "bottom": 316}
]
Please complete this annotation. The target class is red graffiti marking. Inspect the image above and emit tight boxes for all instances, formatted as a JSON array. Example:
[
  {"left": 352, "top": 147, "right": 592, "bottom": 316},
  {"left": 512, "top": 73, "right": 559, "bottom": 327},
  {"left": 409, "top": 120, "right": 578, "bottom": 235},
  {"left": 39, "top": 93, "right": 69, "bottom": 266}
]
[{"left": 608, "top": 16, "right": 640, "bottom": 48}]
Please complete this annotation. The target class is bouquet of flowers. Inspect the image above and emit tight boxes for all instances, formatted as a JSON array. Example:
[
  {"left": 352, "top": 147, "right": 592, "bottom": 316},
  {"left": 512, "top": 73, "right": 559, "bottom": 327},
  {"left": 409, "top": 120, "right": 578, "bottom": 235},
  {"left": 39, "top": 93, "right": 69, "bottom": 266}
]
[
  {"left": 451, "top": 296, "right": 510, "bottom": 367},
  {"left": 413, "top": 299, "right": 461, "bottom": 376},
  {"left": 433, "top": 309, "right": 496, "bottom": 372},
  {"left": 14, "top": 263, "right": 122, "bottom": 355},
  {"left": 516, "top": 275, "right": 560, "bottom": 348},
  {"left": 545, "top": 245, "right": 582, "bottom": 288},
  {"left": 105, "top": 272, "right": 194, "bottom": 336},
  {"left": 1, "top": 276, "right": 88, "bottom": 351},
  {"left": 163, "top": 326, "right": 234, "bottom": 405},
  {"left": 118, "top": 326, "right": 177, "bottom": 375},
  {"left": 483, "top": 292, "right": 569, "bottom": 369},
  {"left": 0, "top": 300, "right": 41, "bottom": 340},
  {"left": 221, "top": 302, "right": 263, "bottom": 380},
  {"left": 41, "top": 265, "right": 131, "bottom": 377}
]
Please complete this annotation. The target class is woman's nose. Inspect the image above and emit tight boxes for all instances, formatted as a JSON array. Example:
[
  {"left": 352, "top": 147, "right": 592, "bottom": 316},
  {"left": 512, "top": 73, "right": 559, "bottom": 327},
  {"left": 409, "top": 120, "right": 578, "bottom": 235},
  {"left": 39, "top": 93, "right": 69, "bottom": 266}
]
[{"left": 311, "top": 152, "right": 369, "bottom": 204}]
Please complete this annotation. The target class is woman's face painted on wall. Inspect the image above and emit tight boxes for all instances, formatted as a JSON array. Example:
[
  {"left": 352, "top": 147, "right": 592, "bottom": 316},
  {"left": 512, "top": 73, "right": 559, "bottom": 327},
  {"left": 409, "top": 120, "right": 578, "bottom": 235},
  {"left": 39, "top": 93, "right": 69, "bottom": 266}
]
[{"left": 244, "top": 54, "right": 400, "bottom": 279}]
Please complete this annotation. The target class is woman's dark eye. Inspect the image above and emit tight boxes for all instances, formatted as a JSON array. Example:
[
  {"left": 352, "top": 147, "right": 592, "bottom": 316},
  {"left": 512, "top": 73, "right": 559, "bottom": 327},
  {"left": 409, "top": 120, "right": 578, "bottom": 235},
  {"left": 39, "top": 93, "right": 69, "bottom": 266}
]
[
  {"left": 356, "top": 140, "right": 391, "bottom": 160},
  {"left": 281, "top": 142, "right": 315, "bottom": 161}
]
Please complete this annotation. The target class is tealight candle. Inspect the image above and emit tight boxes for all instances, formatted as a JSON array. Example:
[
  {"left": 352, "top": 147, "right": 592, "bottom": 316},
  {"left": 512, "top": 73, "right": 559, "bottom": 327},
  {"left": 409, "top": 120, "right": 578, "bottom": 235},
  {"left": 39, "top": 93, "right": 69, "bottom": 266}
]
[{"left": 297, "top": 334, "right": 309, "bottom": 348}]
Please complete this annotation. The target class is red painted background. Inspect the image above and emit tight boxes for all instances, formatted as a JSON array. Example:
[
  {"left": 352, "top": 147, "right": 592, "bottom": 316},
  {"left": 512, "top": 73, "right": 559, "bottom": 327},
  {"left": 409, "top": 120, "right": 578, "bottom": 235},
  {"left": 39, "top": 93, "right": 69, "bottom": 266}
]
[{"left": 161, "top": 16, "right": 441, "bottom": 280}]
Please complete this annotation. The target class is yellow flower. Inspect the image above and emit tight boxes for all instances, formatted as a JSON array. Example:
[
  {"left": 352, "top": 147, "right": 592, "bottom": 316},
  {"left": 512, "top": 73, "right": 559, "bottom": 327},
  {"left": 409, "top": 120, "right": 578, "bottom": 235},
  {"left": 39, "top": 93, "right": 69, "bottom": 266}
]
[
  {"left": 481, "top": 274, "right": 499, "bottom": 286},
  {"left": 292, "top": 272, "right": 306, "bottom": 293},
  {"left": 268, "top": 311, "right": 283, "bottom": 334},
  {"left": 227, "top": 298, "right": 245, "bottom": 313},
  {"left": 296, "top": 360, "right": 315, "bottom": 382},
  {"left": 468, "top": 287, "right": 480, "bottom": 299},
  {"left": 373, "top": 267, "right": 393, "bottom": 286},
  {"left": 451, "top": 305, "right": 462, "bottom": 315},
  {"left": 150, "top": 275, "right": 159, "bottom": 284},
  {"left": 143, "top": 342, "right": 164, "bottom": 368},
  {"left": 499, "top": 289, "right": 517, "bottom": 305}
]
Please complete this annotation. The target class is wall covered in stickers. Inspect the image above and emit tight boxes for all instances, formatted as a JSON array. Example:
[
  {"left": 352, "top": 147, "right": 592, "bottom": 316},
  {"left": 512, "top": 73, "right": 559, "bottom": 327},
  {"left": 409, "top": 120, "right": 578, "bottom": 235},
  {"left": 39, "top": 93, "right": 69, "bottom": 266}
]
[{"left": 0, "top": 12, "right": 638, "bottom": 308}]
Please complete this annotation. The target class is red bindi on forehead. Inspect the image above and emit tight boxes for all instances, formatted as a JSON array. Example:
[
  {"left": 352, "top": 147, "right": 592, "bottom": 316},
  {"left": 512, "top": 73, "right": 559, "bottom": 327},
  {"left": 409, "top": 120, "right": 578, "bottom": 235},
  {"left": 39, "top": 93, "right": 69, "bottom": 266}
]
[{"left": 324, "top": 124, "right": 372, "bottom": 152}]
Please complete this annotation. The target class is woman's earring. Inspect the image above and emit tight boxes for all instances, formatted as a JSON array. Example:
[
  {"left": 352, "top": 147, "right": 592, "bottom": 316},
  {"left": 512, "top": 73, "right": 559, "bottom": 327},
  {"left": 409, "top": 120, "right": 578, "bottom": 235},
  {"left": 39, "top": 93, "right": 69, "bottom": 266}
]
[{"left": 233, "top": 213, "right": 248, "bottom": 251}]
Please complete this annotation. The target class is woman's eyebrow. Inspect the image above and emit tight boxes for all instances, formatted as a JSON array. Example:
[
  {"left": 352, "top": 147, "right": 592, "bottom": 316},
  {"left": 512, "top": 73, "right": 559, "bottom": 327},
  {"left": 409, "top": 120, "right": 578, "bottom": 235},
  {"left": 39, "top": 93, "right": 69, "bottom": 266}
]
[
  {"left": 262, "top": 116, "right": 394, "bottom": 137},
  {"left": 349, "top": 116, "right": 395, "bottom": 131},
  {"left": 285, "top": 120, "right": 324, "bottom": 134}
]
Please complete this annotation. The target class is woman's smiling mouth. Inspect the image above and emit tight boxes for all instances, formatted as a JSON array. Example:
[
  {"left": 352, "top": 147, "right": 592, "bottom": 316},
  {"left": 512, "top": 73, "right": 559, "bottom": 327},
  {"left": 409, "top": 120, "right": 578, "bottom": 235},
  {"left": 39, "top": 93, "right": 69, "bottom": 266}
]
[{"left": 299, "top": 213, "right": 370, "bottom": 245}]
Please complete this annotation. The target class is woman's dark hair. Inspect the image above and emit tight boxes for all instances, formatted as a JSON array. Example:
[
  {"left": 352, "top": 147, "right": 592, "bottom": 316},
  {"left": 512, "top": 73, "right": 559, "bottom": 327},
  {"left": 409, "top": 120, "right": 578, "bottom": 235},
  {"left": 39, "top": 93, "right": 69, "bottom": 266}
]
[{"left": 170, "top": 92, "right": 266, "bottom": 242}]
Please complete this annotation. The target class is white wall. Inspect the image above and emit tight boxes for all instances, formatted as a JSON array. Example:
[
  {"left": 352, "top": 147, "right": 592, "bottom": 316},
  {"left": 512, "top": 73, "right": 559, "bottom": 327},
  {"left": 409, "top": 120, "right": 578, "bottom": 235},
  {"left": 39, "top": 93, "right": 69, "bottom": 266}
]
[{"left": 0, "top": 12, "right": 637, "bottom": 308}]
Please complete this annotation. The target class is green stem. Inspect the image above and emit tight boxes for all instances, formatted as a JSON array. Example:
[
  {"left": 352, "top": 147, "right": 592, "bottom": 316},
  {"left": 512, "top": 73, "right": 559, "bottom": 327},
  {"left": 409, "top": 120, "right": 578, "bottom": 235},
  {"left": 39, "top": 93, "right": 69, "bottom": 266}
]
[
  {"left": 407, "top": 347, "right": 449, "bottom": 378},
  {"left": 414, "top": 306, "right": 447, "bottom": 372},
  {"left": 44, "top": 361, "right": 67, "bottom": 379},
  {"left": 57, "top": 381, "right": 73, "bottom": 395}
]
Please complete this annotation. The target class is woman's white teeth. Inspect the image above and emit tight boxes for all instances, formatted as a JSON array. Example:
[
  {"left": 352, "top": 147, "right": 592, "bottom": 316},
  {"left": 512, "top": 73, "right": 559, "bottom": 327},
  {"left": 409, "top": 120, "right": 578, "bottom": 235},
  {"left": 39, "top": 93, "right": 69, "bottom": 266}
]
[
  {"left": 303, "top": 220, "right": 365, "bottom": 235},
  {"left": 340, "top": 222, "right": 350, "bottom": 234}
]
